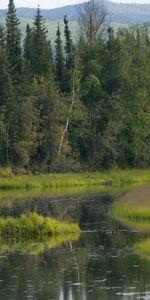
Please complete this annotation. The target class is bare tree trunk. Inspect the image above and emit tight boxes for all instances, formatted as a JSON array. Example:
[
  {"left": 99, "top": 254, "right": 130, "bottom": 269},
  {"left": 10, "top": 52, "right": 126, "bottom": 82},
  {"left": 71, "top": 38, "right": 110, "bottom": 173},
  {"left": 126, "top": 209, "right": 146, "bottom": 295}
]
[{"left": 58, "top": 69, "right": 76, "bottom": 158}]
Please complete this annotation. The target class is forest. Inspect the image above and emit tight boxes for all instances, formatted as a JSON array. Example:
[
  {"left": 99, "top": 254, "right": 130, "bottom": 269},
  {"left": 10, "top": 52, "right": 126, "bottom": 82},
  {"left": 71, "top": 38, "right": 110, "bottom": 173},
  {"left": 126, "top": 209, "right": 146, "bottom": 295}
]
[{"left": 0, "top": 0, "right": 150, "bottom": 173}]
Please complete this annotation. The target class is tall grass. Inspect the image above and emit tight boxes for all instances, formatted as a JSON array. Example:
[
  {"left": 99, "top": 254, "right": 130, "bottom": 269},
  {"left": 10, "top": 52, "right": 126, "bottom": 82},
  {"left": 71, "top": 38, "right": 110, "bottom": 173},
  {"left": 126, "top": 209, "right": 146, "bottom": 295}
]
[
  {"left": 112, "top": 202, "right": 150, "bottom": 230},
  {"left": 0, "top": 212, "right": 80, "bottom": 239},
  {"left": 112, "top": 203, "right": 150, "bottom": 222},
  {"left": 0, "top": 169, "right": 150, "bottom": 190},
  {"left": 134, "top": 239, "right": 150, "bottom": 260},
  {"left": 112, "top": 183, "right": 150, "bottom": 230},
  {"left": 0, "top": 167, "right": 13, "bottom": 178}
]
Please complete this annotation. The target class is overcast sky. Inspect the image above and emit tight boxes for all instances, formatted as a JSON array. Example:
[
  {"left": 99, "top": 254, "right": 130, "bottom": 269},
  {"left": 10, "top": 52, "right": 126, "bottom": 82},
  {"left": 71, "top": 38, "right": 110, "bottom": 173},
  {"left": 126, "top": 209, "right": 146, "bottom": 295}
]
[
  {"left": 1, "top": 0, "right": 150, "bottom": 9},
  {"left": 0, "top": 0, "right": 84, "bottom": 9}
]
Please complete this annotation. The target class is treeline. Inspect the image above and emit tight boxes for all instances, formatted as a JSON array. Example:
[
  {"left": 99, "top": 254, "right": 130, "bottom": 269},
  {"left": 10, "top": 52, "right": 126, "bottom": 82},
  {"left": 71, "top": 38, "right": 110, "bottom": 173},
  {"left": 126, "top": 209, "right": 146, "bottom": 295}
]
[{"left": 0, "top": 0, "right": 150, "bottom": 172}]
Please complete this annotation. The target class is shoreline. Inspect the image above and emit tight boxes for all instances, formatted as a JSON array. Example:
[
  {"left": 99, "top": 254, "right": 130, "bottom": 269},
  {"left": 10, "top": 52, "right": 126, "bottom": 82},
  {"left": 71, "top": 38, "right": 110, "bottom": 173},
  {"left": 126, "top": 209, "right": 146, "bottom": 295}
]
[{"left": 0, "top": 169, "right": 150, "bottom": 190}]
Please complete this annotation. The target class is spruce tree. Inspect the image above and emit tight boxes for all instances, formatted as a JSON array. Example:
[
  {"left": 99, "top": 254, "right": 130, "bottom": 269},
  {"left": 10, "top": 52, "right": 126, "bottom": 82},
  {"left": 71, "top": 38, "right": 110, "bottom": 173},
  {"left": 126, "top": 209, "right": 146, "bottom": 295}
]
[
  {"left": 24, "top": 23, "right": 32, "bottom": 61},
  {"left": 6, "top": 0, "right": 22, "bottom": 84},
  {"left": 0, "top": 48, "right": 18, "bottom": 165},
  {"left": 23, "top": 23, "right": 33, "bottom": 87},
  {"left": 30, "top": 6, "right": 52, "bottom": 76},
  {"left": 0, "top": 24, "right": 6, "bottom": 49},
  {"left": 63, "top": 15, "right": 74, "bottom": 93},
  {"left": 55, "top": 23, "right": 65, "bottom": 92},
  {"left": 0, "top": 49, "right": 13, "bottom": 109},
  {"left": 64, "top": 15, "right": 74, "bottom": 70}
]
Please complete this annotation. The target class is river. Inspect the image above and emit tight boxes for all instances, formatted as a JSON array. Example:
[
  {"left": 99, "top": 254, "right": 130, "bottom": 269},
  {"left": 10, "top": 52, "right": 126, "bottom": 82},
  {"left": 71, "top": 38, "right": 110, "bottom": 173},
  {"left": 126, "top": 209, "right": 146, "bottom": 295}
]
[{"left": 0, "top": 186, "right": 150, "bottom": 300}]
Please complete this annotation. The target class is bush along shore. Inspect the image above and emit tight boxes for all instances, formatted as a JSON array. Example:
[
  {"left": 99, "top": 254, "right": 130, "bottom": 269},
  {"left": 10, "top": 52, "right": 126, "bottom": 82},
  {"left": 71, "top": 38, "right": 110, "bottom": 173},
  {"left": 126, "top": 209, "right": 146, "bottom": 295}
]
[
  {"left": 0, "top": 213, "right": 80, "bottom": 239},
  {"left": 0, "top": 168, "right": 150, "bottom": 190}
]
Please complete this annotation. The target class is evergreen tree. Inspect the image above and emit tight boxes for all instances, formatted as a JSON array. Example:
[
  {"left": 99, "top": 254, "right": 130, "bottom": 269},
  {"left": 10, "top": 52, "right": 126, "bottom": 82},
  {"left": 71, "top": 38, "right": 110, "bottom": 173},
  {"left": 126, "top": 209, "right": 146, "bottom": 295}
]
[
  {"left": 6, "top": 0, "right": 22, "bottom": 84},
  {"left": 0, "top": 24, "right": 6, "bottom": 49},
  {"left": 15, "top": 97, "right": 39, "bottom": 168},
  {"left": 55, "top": 23, "right": 65, "bottom": 92},
  {"left": 29, "top": 6, "right": 52, "bottom": 77},
  {"left": 64, "top": 15, "right": 74, "bottom": 70},
  {"left": 22, "top": 23, "right": 34, "bottom": 88},
  {"left": 104, "top": 26, "right": 122, "bottom": 96},
  {"left": 0, "top": 48, "right": 18, "bottom": 165},
  {"left": 63, "top": 15, "right": 74, "bottom": 93},
  {"left": 24, "top": 23, "right": 32, "bottom": 61}
]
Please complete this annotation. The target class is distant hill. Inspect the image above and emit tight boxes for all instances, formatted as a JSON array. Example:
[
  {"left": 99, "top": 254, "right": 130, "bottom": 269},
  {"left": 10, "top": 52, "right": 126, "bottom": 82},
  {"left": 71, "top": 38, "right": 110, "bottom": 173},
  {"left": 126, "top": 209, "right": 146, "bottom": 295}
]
[{"left": 1, "top": 1, "right": 150, "bottom": 24}]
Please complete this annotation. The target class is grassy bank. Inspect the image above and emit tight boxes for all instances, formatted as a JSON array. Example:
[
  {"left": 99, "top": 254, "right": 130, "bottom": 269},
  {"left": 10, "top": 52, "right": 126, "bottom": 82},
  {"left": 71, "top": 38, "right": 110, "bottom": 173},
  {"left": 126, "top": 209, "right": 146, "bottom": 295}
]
[
  {"left": 0, "top": 212, "right": 80, "bottom": 239},
  {"left": 112, "top": 203, "right": 150, "bottom": 222},
  {"left": 112, "top": 184, "right": 150, "bottom": 231},
  {"left": 0, "top": 169, "right": 150, "bottom": 190}
]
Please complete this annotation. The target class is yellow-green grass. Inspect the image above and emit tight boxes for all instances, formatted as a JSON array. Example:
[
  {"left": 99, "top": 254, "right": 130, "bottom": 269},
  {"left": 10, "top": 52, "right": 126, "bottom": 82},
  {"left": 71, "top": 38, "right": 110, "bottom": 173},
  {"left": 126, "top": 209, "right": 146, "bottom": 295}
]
[
  {"left": 112, "top": 183, "right": 150, "bottom": 231},
  {"left": 112, "top": 203, "right": 150, "bottom": 221},
  {"left": 0, "top": 167, "right": 13, "bottom": 179},
  {"left": 0, "top": 212, "right": 80, "bottom": 239},
  {"left": 0, "top": 169, "right": 150, "bottom": 190},
  {"left": 134, "top": 239, "right": 150, "bottom": 260},
  {"left": 0, "top": 234, "right": 80, "bottom": 255}
]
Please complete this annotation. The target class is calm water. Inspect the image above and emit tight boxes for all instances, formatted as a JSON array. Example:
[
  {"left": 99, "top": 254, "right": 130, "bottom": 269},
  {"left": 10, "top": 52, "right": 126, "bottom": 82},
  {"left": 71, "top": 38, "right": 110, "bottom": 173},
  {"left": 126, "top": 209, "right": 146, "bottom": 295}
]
[{"left": 0, "top": 188, "right": 150, "bottom": 300}]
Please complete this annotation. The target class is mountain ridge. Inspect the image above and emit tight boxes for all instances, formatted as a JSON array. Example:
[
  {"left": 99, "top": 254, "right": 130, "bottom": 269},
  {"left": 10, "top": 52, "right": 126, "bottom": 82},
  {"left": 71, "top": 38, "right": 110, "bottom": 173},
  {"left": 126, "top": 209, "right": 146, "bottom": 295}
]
[{"left": 0, "top": 1, "right": 150, "bottom": 24}]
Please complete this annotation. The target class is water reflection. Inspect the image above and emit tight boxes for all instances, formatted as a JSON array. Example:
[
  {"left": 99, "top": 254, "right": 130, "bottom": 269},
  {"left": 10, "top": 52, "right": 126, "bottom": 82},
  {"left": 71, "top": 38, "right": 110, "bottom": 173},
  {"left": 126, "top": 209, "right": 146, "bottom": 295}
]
[{"left": 1, "top": 188, "right": 150, "bottom": 299}]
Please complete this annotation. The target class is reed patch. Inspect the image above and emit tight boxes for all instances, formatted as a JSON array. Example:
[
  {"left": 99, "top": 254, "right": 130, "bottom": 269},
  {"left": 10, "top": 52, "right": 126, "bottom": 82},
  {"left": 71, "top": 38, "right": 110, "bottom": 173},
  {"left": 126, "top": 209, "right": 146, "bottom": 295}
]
[
  {"left": 0, "top": 169, "right": 150, "bottom": 190},
  {"left": 0, "top": 212, "right": 80, "bottom": 239}
]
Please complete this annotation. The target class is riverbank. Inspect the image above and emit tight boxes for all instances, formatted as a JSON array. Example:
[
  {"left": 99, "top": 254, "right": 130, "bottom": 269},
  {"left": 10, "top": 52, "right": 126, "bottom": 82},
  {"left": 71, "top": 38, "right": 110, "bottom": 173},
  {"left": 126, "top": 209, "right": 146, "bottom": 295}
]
[
  {"left": 0, "top": 169, "right": 150, "bottom": 190},
  {"left": 112, "top": 183, "right": 150, "bottom": 231}
]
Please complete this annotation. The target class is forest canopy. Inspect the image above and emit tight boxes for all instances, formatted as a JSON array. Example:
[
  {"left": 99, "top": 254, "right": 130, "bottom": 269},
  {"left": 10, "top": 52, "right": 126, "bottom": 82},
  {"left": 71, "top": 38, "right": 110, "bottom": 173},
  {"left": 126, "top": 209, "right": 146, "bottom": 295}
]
[{"left": 0, "top": 0, "right": 150, "bottom": 172}]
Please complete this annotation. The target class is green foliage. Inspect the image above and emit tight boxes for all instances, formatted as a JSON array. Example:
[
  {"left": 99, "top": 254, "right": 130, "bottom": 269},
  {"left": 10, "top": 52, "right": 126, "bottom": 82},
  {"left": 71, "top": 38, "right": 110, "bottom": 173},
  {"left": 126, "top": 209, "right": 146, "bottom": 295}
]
[
  {"left": 24, "top": 7, "right": 52, "bottom": 77},
  {"left": 78, "top": 25, "right": 150, "bottom": 170},
  {"left": 15, "top": 97, "right": 39, "bottom": 167},
  {"left": 55, "top": 23, "right": 65, "bottom": 92},
  {"left": 0, "top": 167, "right": 13, "bottom": 178},
  {"left": 63, "top": 15, "right": 74, "bottom": 93},
  {"left": 0, "top": 169, "right": 150, "bottom": 190},
  {"left": 6, "top": 0, "right": 22, "bottom": 84},
  {"left": 0, "top": 24, "right": 6, "bottom": 48},
  {"left": 0, "top": 212, "right": 80, "bottom": 240},
  {"left": 1, "top": 1, "right": 150, "bottom": 172},
  {"left": 0, "top": 48, "right": 19, "bottom": 166},
  {"left": 64, "top": 15, "right": 74, "bottom": 70}
]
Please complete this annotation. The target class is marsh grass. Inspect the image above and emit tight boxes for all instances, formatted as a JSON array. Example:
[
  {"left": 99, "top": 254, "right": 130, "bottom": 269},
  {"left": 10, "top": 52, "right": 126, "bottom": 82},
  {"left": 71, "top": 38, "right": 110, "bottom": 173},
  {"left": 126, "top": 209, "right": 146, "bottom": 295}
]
[
  {"left": 112, "top": 203, "right": 150, "bottom": 222},
  {"left": 134, "top": 239, "right": 150, "bottom": 260},
  {"left": 0, "top": 213, "right": 80, "bottom": 239},
  {"left": 0, "top": 169, "right": 150, "bottom": 190},
  {"left": 112, "top": 183, "right": 150, "bottom": 230},
  {"left": 0, "top": 167, "right": 13, "bottom": 179}
]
